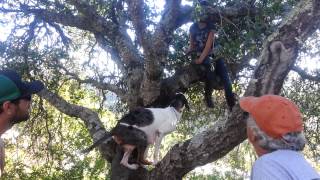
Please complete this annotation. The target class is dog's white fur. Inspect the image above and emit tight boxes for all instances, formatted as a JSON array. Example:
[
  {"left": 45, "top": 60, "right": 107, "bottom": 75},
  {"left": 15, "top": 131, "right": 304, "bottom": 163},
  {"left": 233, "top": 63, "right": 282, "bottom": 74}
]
[
  {"left": 83, "top": 93, "right": 188, "bottom": 170},
  {"left": 119, "top": 106, "right": 183, "bottom": 168}
]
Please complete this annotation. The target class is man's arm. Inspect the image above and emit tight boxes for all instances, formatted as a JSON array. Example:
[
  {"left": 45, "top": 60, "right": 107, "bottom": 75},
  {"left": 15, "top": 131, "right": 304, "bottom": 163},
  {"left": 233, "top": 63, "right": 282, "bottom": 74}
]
[{"left": 195, "top": 31, "right": 214, "bottom": 64}]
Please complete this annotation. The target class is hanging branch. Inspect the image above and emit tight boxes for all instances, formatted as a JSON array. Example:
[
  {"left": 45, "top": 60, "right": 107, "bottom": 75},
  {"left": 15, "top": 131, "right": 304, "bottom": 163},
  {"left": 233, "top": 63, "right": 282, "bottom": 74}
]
[{"left": 292, "top": 66, "right": 320, "bottom": 82}]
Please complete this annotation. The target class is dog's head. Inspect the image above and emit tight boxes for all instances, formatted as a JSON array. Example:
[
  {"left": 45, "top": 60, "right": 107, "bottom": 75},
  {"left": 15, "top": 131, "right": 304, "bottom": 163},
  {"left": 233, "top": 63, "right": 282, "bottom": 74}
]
[{"left": 170, "top": 93, "right": 190, "bottom": 112}]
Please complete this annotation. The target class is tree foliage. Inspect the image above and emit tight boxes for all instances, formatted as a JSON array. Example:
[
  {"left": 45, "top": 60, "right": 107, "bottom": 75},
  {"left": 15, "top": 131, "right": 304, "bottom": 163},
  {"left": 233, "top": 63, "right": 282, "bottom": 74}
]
[{"left": 0, "top": 0, "right": 319, "bottom": 179}]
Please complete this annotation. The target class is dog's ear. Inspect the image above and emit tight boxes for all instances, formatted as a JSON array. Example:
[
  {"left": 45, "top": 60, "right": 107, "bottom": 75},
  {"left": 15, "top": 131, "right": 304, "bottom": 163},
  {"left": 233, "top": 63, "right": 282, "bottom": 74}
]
[
  {"left": 181, "top": 94, "right": 190, "bottom": 111},
  {"left": 175, "top": 93, "right": 190, "bottom": 111}
]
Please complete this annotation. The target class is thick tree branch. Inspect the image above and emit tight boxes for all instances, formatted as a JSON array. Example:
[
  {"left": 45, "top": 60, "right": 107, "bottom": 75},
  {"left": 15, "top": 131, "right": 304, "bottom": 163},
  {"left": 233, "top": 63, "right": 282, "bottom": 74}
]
[
  {"left": 22, "top": 7, "right": 100, "bottom": 33},
  {"left": 63, "top": 1, "right": 145, "bottom": 108},
  {"left": 94, "top": 33, "right": 125, "bottom": 72},
  {"left": 203, "top": 2, "right": 258, "bottom": 23},
  {"left": 140, "top": 2, "right": 193, "bottom": 106},
  {"left": 19, "top": 2, "right": 146, "bottom": 107},
  {"left": 0, "top": 7, "right": 22, "bottom": 13},
  {"left": 65, "top": 0, "right": 142, "bottom": 66},
  {"left": 126, "top": 0, "right": 152, "bottom": 51},
  {"left": 218, "top": 3, "right": 258, "bottom": 19},
  {"left": 37, "top": 88, "right": 116, "bottom": 162},
  {"left": 21, "top": 3, "right": 142, "bottom": 67},
  {"left": 46, "top": 21, "right": 71, "bottom": 46},
  {"left": 292, "top": 66, "right": 320, "bottom": 82},
  {"left": 55, "top": 63, "right": 126, "bottom": 100}
]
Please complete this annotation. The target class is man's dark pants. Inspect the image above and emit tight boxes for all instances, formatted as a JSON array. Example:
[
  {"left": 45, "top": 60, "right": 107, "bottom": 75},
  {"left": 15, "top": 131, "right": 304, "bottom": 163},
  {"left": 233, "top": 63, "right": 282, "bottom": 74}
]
[{"left": 195, "top": 57, "right": 235, "bottom": 109}]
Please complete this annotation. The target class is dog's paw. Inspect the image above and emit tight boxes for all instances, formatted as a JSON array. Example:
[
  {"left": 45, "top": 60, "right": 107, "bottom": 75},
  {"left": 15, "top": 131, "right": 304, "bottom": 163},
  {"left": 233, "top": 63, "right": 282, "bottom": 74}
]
[
  {"left": 140, "top": 159, "right": 152, "bottom": 165},
  {"left": 152, "top": 160, "right": 158, "bottom": 166},
  {"left": 120, "top": 162, "right": 139, "bottom": 170},
  {"left": 128, "top": 164, "right": 139, "bottom": 170}
]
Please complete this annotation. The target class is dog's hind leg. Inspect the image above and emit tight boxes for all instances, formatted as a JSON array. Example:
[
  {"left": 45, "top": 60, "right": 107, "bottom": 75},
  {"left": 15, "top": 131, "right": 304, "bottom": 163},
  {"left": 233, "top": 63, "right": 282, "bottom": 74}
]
[
  {"left": 153, "top": 132, "right": 164, "bottom": 165},
  {"left": 120, "top": 144, "right": 139, "bottom": 170}
]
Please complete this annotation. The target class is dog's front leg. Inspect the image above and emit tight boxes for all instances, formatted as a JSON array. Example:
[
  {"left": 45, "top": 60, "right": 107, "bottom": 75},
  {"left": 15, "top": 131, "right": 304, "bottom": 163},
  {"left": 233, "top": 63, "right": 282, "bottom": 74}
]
[
  {"left": 144, "top": 145, "right": 150, "bottom": 160},
  {"left": 120, "top": 144, "right": 139, "bottom": 170},
  {"left": 138, "top": 145, "right": 152, "bottom": 165},
  {"left": 153, "top": 132, "right": 164, "bottom": 165}
]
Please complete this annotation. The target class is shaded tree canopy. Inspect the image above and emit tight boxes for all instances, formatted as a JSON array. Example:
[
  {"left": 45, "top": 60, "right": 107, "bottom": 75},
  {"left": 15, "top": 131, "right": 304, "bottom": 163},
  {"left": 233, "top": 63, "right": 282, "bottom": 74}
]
[{"left": 0, "top": 0, "right": 320, "bottom": 179}]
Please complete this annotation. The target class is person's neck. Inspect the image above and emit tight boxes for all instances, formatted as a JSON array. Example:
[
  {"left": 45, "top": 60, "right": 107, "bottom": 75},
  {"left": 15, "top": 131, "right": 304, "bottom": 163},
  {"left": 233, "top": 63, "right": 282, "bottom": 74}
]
[
  {"left": 0, "top": 115, "right": 10, "bottom": 135},
  {"left": 253, "top": 143, "right": 269, "bottom": 157}
]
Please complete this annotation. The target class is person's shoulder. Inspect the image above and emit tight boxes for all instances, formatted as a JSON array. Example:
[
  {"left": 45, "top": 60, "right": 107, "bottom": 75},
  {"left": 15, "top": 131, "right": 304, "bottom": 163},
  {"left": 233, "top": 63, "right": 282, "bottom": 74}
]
[
  {"left": 253, "top": 154, "right": 271, "bottom": 166},
  {"left": 253, "top": 150, "right": 302, "bottom": 171},
  {"left": 191, "top": 22, "right": 198, "bottom": 27},
  {"left": 252, "top": 152, "right": 282, "bottom": 168},
  {"left": 251, "top": 154, "right": 288, "bottom": 179},
  {"left": 189, "top": 23, "right": 197, "bottom": 32},
  {"left": 270, "top": 149, "right": 303, "bottom": 159},
  {"left": 253, "top": 150, "right": 320, "bottom": 179}
]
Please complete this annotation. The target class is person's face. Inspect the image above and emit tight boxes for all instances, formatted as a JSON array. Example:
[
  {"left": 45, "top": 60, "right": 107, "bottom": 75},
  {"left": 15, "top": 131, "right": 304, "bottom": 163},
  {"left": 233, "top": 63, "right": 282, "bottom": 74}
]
[
  {"left": 0, "top": 96, "right": 32, "bottom": 135},
  {"left": 10, "top": 96, "right": 32, "bottom": 125},
  {"left": 246, "top": 116, "right": 255, "bottom": 144},
  {"left": 246, "top": 116, "right": 268, "bottom": 157}
]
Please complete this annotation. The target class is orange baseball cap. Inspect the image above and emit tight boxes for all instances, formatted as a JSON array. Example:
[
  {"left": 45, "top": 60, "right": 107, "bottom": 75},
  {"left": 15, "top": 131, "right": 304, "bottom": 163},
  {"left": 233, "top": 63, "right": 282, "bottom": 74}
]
[{"left": 239, "top": 95, "right": 303, "bottom": 139}]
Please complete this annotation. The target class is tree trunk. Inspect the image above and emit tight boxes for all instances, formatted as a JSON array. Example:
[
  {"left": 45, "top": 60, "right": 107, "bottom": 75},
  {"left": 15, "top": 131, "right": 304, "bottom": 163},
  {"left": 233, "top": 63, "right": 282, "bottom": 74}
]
[{"left": 35, "top": 0, "right": 320, "bottom": 179}]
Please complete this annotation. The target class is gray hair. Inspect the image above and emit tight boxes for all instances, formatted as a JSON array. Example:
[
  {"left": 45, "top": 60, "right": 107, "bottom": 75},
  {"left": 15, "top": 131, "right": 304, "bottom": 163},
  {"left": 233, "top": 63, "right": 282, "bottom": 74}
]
[{"left": 247, "top": 117, "right": 306, "bottom": 151}]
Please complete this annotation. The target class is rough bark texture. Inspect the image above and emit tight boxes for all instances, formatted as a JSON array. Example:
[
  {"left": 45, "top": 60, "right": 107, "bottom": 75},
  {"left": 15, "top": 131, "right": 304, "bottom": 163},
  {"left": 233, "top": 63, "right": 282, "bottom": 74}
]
[{"left": 29, "top": 0, "right": 320, "bottom": 179}]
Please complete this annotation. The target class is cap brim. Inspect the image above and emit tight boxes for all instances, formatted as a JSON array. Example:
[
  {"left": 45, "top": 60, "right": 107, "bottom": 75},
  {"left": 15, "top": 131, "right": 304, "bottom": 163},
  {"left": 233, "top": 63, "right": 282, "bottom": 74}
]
[
  {"left": 24, "top": 80, "right": 44, "bottom": 95},
  {"left": 239, "top": 96, "right": 258, "bottom": 113}
]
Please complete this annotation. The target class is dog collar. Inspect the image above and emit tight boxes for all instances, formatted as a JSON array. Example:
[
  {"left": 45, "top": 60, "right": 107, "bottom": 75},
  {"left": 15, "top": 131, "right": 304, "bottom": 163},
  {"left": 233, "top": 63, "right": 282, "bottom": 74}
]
[{"left": 119, "top": 122, "right": 139, "bottom": 129}]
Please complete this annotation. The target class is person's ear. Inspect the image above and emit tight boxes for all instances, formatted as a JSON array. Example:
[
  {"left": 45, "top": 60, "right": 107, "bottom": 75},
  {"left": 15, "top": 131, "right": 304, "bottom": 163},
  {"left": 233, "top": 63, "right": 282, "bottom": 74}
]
[
  {"left": 247, "top": 126, "right": 257, "bottom": 143},
  {"left": 2, "top": 101, "right": 14, "bottom": 115}
]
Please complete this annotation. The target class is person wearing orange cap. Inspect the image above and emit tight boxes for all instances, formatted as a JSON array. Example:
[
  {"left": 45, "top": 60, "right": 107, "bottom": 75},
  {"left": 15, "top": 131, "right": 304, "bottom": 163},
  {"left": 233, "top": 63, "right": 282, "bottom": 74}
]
[
  {"left": 240, "top": 95, "right": 320, "bottom": 179},
  {"left": 0, "top": 69, "right": 44, "bottom": 176}
]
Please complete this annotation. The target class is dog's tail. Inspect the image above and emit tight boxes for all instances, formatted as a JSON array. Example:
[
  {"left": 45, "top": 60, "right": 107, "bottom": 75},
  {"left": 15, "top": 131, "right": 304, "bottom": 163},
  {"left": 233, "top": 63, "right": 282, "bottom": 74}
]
[{"left": 81, "top": 133, "right": 113, "bottom": 154}]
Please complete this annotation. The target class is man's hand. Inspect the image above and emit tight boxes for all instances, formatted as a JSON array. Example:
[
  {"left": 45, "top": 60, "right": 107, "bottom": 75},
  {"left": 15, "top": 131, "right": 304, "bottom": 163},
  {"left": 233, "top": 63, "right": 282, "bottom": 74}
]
[
  {"left": 186, "top": 49, "right": 194, "bottom": 55},
  {"left": 195, "top": 58, "right": 203, "bottom": 64}
]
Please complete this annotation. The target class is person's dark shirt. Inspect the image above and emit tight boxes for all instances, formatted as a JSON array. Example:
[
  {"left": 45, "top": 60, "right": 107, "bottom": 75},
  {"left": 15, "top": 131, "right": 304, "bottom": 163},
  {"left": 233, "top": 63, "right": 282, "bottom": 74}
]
[{"left": 189, "top": 22, "right": 216, "bottom": 54}]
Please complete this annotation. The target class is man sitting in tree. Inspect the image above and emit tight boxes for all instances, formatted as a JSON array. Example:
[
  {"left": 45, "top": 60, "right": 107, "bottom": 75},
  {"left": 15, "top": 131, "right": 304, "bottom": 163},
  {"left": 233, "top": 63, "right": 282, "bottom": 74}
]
[{"left": 187, "top": 1, "right": 236, "bottom": 110}]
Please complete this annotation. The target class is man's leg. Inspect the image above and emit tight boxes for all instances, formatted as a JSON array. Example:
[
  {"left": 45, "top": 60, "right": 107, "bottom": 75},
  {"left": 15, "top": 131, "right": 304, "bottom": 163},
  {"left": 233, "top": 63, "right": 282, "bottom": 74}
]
[
  {"left": 192, "top": 58, "right": 215, "bottom": 108},
  {"left": 215, "top": 58, "right": 235, "bottom": 110},
  {"left": 204, "top": 64, "right": 215, "bottom": 108}
]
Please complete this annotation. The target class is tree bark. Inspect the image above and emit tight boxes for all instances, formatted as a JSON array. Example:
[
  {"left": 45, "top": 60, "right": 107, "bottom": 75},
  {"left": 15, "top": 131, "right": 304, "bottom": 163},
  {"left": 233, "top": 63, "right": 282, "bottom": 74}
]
[{"left": 32, "top": 0, "right": 320, "bottom": 179}]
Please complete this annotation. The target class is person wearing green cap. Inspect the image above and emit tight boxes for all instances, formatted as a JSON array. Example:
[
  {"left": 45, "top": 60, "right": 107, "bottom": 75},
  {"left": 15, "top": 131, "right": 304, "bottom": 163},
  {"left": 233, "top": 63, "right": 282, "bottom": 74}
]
[{"left": 0, "top": 69, "right": 44, "bottom": 175}]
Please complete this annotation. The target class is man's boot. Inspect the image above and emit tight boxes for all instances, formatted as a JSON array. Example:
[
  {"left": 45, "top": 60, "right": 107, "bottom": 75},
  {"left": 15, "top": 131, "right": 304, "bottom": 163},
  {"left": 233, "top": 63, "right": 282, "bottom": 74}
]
[
  {"left": 226, "top": 93, "right": 236, "bottom": 111},
  {"left": 204, "top": 91, "right": 214, "bottom": 108}
]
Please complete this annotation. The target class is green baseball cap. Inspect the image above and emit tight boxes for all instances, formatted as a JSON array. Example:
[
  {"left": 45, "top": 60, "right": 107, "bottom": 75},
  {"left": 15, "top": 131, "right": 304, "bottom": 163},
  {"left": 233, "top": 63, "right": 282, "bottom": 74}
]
[{"left": 0, "top": 70, "right": 44, "bottom": 103}]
